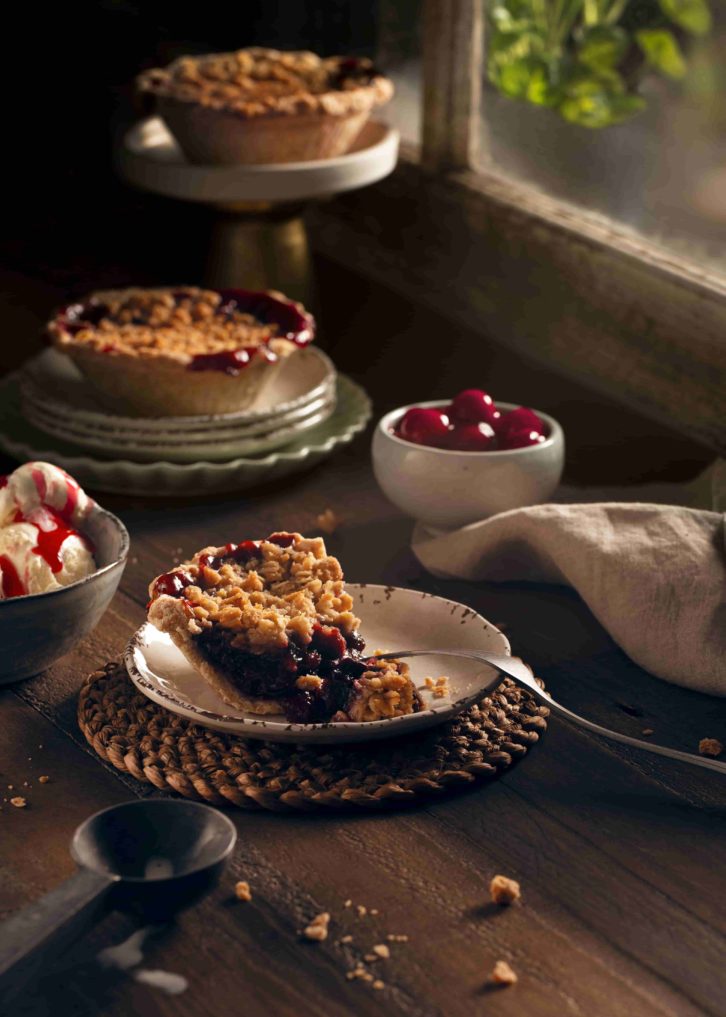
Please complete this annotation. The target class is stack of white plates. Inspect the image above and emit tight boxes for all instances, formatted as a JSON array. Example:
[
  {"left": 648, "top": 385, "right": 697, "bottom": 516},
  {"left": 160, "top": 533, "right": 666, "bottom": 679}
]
[{"left": 20, "top": 347, "right": 337, "bottom": 463}]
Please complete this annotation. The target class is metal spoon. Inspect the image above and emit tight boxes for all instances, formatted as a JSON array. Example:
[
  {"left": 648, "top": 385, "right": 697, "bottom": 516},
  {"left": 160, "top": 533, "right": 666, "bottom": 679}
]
[
  {"left": 0, "top": 798, "right": 237, "bottom": 1004},
  {"left": 378, "top": 650, "right": 726, "bottom": 775}
]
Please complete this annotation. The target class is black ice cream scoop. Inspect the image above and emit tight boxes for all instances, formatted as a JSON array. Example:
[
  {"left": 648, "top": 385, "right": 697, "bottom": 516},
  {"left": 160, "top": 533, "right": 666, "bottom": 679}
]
[{"left": 0, "top": 799, "right": 237, "bottom": 1003}]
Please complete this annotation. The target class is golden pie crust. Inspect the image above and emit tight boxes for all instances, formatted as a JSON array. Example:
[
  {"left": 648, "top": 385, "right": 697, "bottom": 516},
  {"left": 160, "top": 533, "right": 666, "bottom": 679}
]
[
  {"left": 137, "top": 48, "right": 394, "bottom": 165},
  {"left": 47, "top": 286, "right": 314, "bottom": 418}
]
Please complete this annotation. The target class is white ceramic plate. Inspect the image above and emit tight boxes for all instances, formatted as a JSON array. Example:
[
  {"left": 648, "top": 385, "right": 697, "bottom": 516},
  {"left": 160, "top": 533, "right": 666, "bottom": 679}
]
[
  {"left": 23, "top": 392, "right": 336, "bottom": 463},
  {"left": 117, "top": 118, "right": 399, "bottom": 204},
  {"left": 0, "top": 372, "right": 371, "bottom": 495},
  {"left": 125, "top": 584, "right": 511, "bottom": 744},
  {"left": 21, "top": 346, "right": 336, "bottom": 434}
]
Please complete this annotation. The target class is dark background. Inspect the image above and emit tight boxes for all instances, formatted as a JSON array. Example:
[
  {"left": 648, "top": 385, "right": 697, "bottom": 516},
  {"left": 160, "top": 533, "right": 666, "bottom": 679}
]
[{"left": 7, "top": 1, "right": 380, "bottom": 288}]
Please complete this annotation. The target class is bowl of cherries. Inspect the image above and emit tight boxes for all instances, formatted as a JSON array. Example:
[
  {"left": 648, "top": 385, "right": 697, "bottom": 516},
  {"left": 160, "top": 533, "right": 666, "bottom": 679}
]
[{"left": 372, "top": 388, "right": 564, "bottom": 530}]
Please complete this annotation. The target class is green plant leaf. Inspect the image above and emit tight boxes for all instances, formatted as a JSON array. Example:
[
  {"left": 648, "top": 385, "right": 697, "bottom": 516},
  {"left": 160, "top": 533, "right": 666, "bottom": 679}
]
[
  {"left": 491, "top": 56, "right": 555, "bottom": 101},
  {"left": 658, "top": 0, "right": 712, "bottom": 35},
  {"left": 636, "top": 28, "right": 687, "bottom": 78},
  {"left": 558, "top": 70, "right": 645, "bottom": 127},
  {"left": 577, "top": 24, "right": 629, "bottom": 71}
]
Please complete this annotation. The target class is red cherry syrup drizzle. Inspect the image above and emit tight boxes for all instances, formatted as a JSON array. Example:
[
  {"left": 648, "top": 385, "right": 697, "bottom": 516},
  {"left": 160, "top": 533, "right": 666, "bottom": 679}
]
[
  {"left": 55, "top": 288, "right": 315, "bottom": 377},
  {"left": 0, "top": 555, "right": 24, "bottom": 598}
]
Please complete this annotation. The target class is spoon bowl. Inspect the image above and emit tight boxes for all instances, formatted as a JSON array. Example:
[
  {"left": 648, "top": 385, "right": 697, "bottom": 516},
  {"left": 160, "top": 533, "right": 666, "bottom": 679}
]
[
  {"left": 0, "top": 799, "right": 236, "bottom": 1004},
  {"left": 71, "top": 799, "right": 237, "bottom": 918}
]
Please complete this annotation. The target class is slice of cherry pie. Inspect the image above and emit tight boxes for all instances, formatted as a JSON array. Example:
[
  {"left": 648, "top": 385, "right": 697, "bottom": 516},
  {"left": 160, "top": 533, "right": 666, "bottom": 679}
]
[{"left": 147, "top": 532, "right": 422, "bottom": 724}]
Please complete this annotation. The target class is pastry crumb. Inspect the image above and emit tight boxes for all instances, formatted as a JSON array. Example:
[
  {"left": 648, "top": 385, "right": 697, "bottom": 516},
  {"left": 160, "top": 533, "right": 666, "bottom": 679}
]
[
  {"left": 387, "top": 933, "right": 408, "bottom": 943},
  {"left": 38, "top": 775, "right": 50, "bottom": 784},
  {"left": 489, "top": 874, "right": 521, "bottom": 906},
  {"left": 423, "top": 675, "right": 450, "bottom": 699},
  {"left": 490, "top": 960, "right": 517, "bottom": 986},
  {"left": 699, "top": 738, "right": 723, "bottom": 758},
  {"left": 641, "top": 728, "right": 654, "bottom": 736},
  {"left": 372, "top": 944, "right": 390, "bottom": 959},
  {"left": 316, "top": 508, "right": 340, "bottom": 534},
  {"left": 372, "top": 980, "right": 385, "bottom": 990},
  {"left": 10, "top": 797, "right": 27, "bottom": 808},
  {"left": 303, "top": 912, "right": 330, "bottom": 941},
  {"left": 234, "top": 880, "right": 252, "bottom": 901},
  {"left": 364, "top": 953, "right": 377, "bottom": 963},
  {"left": 343, "top": 899, "right": 352, "bottom": 908},
  {"left": 356, "top": 904, "right": 367, "bottom": 917},
  {"left": 340, "top": 934, "right": 353, "bottom": 944},
  {"left": 295, "top": 674, "right": 323, "bottom": 692}
]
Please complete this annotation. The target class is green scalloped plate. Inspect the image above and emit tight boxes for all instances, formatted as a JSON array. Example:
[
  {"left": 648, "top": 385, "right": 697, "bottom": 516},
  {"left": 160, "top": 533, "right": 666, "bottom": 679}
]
[{"left": 0, "top": 371, "right": 371, "bottom": 496}]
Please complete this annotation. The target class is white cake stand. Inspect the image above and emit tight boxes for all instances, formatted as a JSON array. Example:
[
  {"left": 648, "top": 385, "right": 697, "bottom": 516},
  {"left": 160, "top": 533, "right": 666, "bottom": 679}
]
[{"left": 116, "top": 117, "right": 399, "bottom": 303}]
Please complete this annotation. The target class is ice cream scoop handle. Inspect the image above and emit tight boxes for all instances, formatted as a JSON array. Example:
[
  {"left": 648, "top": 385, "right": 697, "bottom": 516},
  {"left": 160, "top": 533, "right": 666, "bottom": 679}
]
[{"left": 0, "top": 867, "right": 112, "bottom": 1004}]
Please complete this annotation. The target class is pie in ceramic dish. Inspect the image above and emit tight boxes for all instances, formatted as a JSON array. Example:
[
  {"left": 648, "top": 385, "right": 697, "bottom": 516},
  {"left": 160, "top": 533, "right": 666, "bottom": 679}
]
[
  {"left": 147, "top": 531, "right": 422, "bottom": 724},
  {"left": 47, "top": 286, "right": 314, "bottom": 417},
  {"left": 137, "top": 48, "right": 394, "bottom": 165}
]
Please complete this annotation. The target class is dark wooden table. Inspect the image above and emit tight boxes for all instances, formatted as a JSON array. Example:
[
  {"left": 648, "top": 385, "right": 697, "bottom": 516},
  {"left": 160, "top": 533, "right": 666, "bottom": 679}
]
[{"left": 0, "top": 264, "right": 724, "bottom": 1017}]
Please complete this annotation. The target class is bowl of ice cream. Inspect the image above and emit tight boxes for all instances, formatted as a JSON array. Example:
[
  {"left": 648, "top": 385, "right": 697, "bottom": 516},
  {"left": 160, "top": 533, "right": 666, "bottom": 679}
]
[{"left": 0, "top": 462, "right": 129, "bottom": 682}]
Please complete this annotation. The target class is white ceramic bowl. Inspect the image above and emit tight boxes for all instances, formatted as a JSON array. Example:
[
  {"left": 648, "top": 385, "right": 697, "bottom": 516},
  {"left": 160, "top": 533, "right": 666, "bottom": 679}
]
[{"left": 372, "top": 400, "right": 565, "bottom": 530}]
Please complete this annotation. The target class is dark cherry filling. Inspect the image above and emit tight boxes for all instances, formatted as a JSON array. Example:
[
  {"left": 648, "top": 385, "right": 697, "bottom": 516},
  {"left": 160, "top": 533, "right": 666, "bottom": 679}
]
[
  {"left": 59, "top": 300, "right": 109, "bottom": 337},
  {"left": 54, "top": 288, "right": 315, "bottom": 372},
  {"left": 330, "top": 57, "right": 381, "bottom": 90},
  {"left": 195, "top": 621, "right": 371, "bottom": 723}
]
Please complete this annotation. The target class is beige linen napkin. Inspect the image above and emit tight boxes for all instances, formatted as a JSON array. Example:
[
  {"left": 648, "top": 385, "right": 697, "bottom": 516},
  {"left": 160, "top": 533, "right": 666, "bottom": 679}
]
[{"left": 412, "top": 504, "right": 726, "bottom": 696}]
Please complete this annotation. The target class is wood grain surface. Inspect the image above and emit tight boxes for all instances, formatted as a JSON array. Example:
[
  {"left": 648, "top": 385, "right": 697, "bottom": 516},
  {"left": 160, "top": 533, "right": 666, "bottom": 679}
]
[{"left": 0, "top": 266, "right": 723, "bottom": 1017}]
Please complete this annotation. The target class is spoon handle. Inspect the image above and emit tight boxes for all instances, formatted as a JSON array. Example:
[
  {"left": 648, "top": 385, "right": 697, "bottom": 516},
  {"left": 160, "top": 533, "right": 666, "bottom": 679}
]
[
  {"left": 523, "top": 684, "right": 726, "bottom": 776},
  {"left": 381, "top": 650, "right": 726, "bottom": 776},
  {"left": 0, "top": 867, "right": 112, "bottom": 1004}
]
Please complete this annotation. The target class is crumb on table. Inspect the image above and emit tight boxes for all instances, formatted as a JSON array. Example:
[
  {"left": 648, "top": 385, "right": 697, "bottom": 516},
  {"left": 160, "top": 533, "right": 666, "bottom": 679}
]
[
  {"left": 491, "top": 960, "right": 518, "bottom": 986},
  {"left": 38, "top": 775, "right": 50, "bottom": 784},
  {"left": 303, "top": 912, "right": 330, "bottom": 941},
  {"left": 699, "top": 738, "right": 723, "bottom": 758},
  {"left": 316, "top": 508, "right": 340, "bottom": 534},
  {"left": 234, "top": 880, "right": 252, "bottom": 902},
  {"left": 489, "top": 874, "right": 521, "bottom": 906},
  {"left": 10, "top": 797, "right": 27, "bottom": 808}
]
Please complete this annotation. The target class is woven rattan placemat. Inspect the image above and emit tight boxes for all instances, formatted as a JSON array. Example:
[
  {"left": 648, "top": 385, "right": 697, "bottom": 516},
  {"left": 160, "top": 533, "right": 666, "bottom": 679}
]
[{"left": 78, "top": 661, "right": 549, "bottom": 812}]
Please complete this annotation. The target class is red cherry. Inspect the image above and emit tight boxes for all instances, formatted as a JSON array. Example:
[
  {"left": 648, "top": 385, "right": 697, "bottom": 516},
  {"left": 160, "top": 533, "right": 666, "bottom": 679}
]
[
  {"left": 396, "top": 407, "right": 451, "bottom": 447},
  {"left": 498, "top": 428, "right": 546, "bottom": 450},
  {"left": 447, "top": 422, "right": 497, "bottom": 451},
  {"left": 497, "top": 407, "right": 544, "bottom": 438},
  {"left": 450, "top": 389, "right": 500, "bottom": 425}
]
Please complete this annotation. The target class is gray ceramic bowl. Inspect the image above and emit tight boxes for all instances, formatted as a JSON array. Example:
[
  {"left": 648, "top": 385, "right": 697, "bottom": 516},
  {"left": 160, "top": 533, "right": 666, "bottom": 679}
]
[{"left": 0, "top": 505, "right": 129, "bottom": 683}]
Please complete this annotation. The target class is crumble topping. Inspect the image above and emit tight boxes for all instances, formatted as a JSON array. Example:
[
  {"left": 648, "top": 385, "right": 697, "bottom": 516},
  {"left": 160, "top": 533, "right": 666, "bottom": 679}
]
[
  {"left": 50, "top": 287, "right": 287, "bottom": 361},
  {"left": 489, "top": 874, "right": 521, "bottom": 906},
  {"left": 150, "top": 533, "right": 359, "bottom": 651},
  {"left": 346, "top": 666, "right": 418, "bottom": 722},
  {"left": 138, "top": 48, "right": 393, "bottom": 119},
  {"left": 699, "top": 737, "right": 723, "bottom": 758}
]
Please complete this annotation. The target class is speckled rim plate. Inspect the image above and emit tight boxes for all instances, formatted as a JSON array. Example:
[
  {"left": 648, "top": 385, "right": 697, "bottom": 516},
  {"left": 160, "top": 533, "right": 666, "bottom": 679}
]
[
  {"left": 20, "top": 346, "right": 336, "bottom": 433},
  {"left": 22, "top": 392, "right": 337, "bottom": 463},
  {"left": 125, "top": 584, "right": 511, "bottom": 744},
  {"left": 0, "top": 371, "right": 371, "bottom": 495}
]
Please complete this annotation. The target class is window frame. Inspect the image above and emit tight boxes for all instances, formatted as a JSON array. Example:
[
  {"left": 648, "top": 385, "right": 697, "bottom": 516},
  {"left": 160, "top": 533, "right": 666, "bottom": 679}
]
[{"left": 308, "top": 0, "right": 725, "bottom": 453}]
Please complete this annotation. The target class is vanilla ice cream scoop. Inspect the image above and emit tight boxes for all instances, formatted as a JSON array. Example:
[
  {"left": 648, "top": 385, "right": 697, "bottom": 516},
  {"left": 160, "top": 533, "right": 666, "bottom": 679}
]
[{"left": 0, "top": 463, "right": 97, "bottom": 599}]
